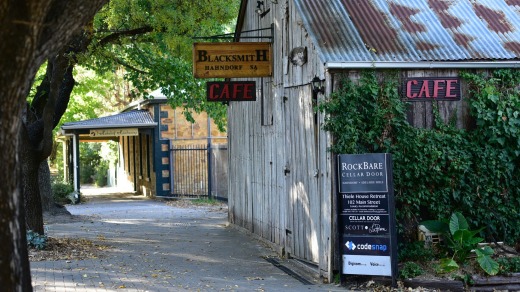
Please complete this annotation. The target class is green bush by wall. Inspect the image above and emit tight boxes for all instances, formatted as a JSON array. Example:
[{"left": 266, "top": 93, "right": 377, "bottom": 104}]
[{"left": 319, "top": 69, "right": 520, "bottom": 245}]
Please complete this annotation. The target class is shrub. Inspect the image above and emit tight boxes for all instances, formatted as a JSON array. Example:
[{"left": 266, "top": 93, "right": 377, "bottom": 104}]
[
  {"left": 398, "top": 241, "right": 437, "bottom": 262},
  {"left": 400, "top": 262, "right": 424, "bottom": 279},
  {"left": 95, "top": 160, "right": 109, "bottom": 187},
  {"left": 27, "top": 230, "right": 47, "bottom": 250},
  {"left": 421, "top": 212, "right": 499, "bottom": 275},
  {"left": 192, "top": 198, "right": 220, "bottom": 205},
  {"left": 80, "top": 143, "right": 102, "bottom": 184},
  {"left": 497, "top": 257, "right": 520, "bottom": 275},
  {"left": 51, "top": 181, "right": 74, "bottom": 204}
]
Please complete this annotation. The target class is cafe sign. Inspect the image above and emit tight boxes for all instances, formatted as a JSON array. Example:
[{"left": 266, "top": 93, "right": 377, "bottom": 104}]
[
  {"left": 404, "top": 77, "right": 461, "bottom": 101},
  {"left": 207, "top": 81, "right": 256, "bottom": 102},
  {"left": 193, "top": 42, "right": 272, "bottom": 78}
]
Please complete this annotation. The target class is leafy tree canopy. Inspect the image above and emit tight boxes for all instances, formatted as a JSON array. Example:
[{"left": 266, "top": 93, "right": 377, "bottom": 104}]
[{"left": 82, "top": 0, "right": 239, "bottom": 130}]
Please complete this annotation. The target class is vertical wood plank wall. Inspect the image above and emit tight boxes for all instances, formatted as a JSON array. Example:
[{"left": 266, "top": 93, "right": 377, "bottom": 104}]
[{"left": 228, "top": 0, "right": 332, "bottom": 279}]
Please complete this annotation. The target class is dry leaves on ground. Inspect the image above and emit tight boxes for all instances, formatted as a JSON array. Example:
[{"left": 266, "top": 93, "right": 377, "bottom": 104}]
[
  {"left": 29, "top": 237, "right": 111, "bottom": 262},
  {"left": 163, "top": 198, "right": 228, "bottom": 212}
]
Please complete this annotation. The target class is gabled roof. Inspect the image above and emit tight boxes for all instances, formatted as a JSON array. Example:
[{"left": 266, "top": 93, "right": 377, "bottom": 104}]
[
  {"left": 292, "top": 0, "right": 520, "bottom": 68},
  {"left": 235, "top": 0, "right": 520, "bottom": 68},
  {"left": 61, "top": 110, "right": 156, "bottom": 130}
]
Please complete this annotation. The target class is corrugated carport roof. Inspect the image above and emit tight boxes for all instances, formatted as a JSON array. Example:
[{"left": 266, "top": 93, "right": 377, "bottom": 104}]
[
  {"left": 294, "top": 0, "right": 520, "bottom": 68},
  {"left": 61, "top": 110, "right": 156, "bottom": 131}
]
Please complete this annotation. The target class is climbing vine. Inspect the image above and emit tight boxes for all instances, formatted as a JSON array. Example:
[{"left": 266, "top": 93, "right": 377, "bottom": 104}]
[{"left": 319, "top": 69, "right": 520, "bottom": 244}]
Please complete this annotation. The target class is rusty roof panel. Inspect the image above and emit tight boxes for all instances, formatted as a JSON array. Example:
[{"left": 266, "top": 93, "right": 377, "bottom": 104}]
[{"left": 294, "top": 0, "right": 520, "bottom": 63}]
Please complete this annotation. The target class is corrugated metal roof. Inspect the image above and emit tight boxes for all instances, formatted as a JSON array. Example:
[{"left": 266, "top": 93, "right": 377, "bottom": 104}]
[
  {"left": 294, "top": 0, "right": 520, "bottom": 66},
  {"left": 61, "top": 110, "right": 156, "bottom": 130}
]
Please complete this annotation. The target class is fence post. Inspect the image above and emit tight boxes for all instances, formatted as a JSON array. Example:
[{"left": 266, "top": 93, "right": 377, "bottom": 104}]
[{"left": 207, "top": 117, "right": 212, "bottom": 199}]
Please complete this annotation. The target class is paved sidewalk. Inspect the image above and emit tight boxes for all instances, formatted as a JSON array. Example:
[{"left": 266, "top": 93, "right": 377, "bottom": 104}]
[{"left": 31, "top": 193, "right": 344, "bottom": 291}]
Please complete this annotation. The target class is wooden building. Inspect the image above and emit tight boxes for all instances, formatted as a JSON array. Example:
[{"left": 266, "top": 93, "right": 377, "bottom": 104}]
[
  {"left": 60, "top": 90, "right": 227, "bottom": 198},
  {"left": 227, "top": 0, "right": 520, "bottom": 281}
]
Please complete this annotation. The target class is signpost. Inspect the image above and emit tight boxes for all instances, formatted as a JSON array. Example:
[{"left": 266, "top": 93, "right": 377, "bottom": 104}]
[
  {"left": 193, "top": 42, "right": 272, "bottom": 78},
  {"left": 338, "top": 153, "right": 397, "bottom": 285}
]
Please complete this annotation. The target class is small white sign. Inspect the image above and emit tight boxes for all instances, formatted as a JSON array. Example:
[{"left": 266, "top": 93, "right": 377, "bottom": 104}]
[
  {"left": 90, "top": 128, "right": 138, "bottom": 137},
  {"left": 342, "top": 255, "right": 392, "bottom": 276}
]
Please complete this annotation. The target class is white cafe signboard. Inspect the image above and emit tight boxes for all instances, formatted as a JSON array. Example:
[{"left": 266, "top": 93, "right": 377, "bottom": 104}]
[{"left": 90, "top": 128, "right": 138, "bottom": 137}]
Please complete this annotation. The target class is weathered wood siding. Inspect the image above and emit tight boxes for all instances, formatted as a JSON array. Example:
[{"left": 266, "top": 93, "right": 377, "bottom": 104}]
[{"left": 228, "top": 0, "right": 333, "bottom": 279}]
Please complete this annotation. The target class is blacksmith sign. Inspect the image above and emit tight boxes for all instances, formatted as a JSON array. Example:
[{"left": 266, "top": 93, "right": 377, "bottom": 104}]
[
  {"left": 206, "top": 81, "right": 256, "bottom": 102},
  {"left": 403, "top": 77, "right": 461, "bottom": 101},
  {"left": 193, "top": 42, "right": 272, "bottom": 78},
  {"left": 338, "top": 153, "right": 397, "bottom": 284}
]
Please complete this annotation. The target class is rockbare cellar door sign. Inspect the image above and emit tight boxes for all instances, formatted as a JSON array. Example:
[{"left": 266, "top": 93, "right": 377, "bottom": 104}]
[{"left": 338, "top": 153, "right": 397, "bottom": 285}]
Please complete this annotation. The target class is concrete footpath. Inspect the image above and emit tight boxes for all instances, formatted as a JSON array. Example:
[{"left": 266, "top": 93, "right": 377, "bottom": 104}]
[{"left": 31, "top": 192, "right": 345, "bottom": 291}]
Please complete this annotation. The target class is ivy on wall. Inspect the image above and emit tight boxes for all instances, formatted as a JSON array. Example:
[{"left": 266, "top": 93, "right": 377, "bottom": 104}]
[{"left": 319, "top": 69, "right": 520, "bottom": 244}]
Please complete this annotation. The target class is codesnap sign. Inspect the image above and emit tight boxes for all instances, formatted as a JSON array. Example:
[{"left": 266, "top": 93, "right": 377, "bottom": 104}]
[
  {"left": 338, "top": 153, "right": 397, "bottom": 283},
  {"left": 342, "top": 237, "right": 392, "bottom": 276}
]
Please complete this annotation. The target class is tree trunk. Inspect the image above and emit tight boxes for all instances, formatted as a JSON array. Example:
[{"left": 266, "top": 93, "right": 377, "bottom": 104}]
[
  {"left": 0, "top": 90, "right": 32, "bottom": 292},
  {"left": 40, "top": 160, "right": 54, "bottom": 212},
  {"left": 22, "top": 51, "right": 70, "bottom": 234},
  {"left": 23, "top": 32, "right": 91, "bottom": 234},
  {"left": 40, "top": 160, "right": 71, "bottom": 216},
  {"left": 21, "top": 128, "right": 45, "bottom": 235},
  {"left": 0, "top": 1, "right": 107, "bottom": 289}
]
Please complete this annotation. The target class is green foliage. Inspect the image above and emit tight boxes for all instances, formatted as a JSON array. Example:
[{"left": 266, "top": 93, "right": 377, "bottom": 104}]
[
  {"left": 497, "top": 257, "right": 520, "bottom": 274},
  {"left": 333, "top": 272, "right": 341, "bottom": 284},
  {"left": 95, "top": 161, "right": 109, "bottom": 187},
  {"left": 51, "top": 181, "right": 74, "bottom": 203},
  {"left": 63, "top": 67, "right": 112, "bottom": 123},
  {"left": 461, "top": 70, "right": 520, "bottom": 156},
  {"left": 475, "top": 246, "right": 499, "bottom": 276},
  {"left": 399, "top": 262, "right": 424, "bottom": 279},
  {"left": 80, "top": 143, "right": 103, "bottom": 184},
  {"left": 83, "top": 0, "right": 240, "bottom": 131},
  {"left": 191, "top": 198, "right": 221, "bottom": 206},
  {"left": 436, "top": 258, "right": 459, "bottom": 274},
  {"left": 318, "top": 69, "right": 520, "bottom": 245},
  {"left": 27, "top": 230, "right": 48, "bottom": 250},
  {"left": 74, "top": 141, "right": 118, "bottom": 187},
  {"left": 422, "top": 212, "right": 499, "bottom": 275},
  {"left": 398, "top": 241, "right": 437, "bottom": 262}
]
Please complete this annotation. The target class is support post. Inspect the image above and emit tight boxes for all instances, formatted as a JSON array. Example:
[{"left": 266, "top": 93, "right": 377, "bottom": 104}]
[
  {"left": 72, "top": 133, "right": 81, "bottom": 201},
  {"left": 207, "top": 116, "right": 212, "bottom": 199}
]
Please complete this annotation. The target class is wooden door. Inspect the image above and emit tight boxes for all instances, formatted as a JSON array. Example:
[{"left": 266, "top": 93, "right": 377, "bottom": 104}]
[{"left": 283, "top": 86, "right": 321, "bottom": 264}]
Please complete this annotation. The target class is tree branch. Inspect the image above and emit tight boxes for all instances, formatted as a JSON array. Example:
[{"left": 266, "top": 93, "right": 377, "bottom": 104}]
[
  {"left": 112, "top": 57, "right": 148, "bottom": 74},
  {"left": 33, "top": 0, "right": 107, "bottom": 74},
  {"left": 96, "top": 26, "right": 154, "bottom": 47}
]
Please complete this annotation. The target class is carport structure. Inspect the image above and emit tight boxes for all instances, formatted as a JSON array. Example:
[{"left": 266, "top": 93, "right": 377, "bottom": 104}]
[{"left": 60, "top": 109, "right": 157, "bottom": 198}]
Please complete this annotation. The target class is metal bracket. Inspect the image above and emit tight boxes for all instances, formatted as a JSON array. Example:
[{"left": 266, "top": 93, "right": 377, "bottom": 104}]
[{"left": 192, "top": 24, "right": 274, "bottom": 43}]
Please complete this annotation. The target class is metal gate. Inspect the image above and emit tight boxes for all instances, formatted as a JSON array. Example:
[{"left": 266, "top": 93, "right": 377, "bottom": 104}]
[{"left": 170, "top": 143, "right": 228, "bottom": 200}]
